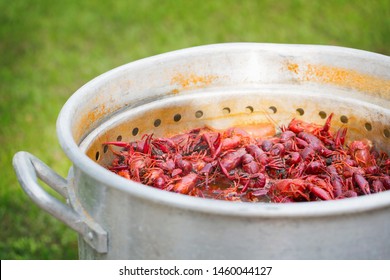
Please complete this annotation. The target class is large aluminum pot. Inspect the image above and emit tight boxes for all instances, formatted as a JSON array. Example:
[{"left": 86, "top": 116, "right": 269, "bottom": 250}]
[{"left": 13, "top": 43, "right": 390, "bottom": 259}]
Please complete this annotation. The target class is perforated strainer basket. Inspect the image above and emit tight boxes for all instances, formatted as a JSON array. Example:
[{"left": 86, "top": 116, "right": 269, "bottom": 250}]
[{"left": 13, "top": 43, "right": 390, "bottom": 259}]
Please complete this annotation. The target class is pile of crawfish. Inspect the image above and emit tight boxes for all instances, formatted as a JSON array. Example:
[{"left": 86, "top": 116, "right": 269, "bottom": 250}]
[{"left": 104, "top": 113, "right": 390, "bottom": 203}]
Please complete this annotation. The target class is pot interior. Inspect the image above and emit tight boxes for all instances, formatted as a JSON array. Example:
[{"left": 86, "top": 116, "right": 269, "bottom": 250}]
[{"left": 81, "top": 87, "right": 390, "bottom": 169}]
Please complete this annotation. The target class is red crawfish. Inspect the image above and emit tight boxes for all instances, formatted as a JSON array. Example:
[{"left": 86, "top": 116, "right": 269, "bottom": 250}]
[
  {"left": 268, "top": 177, "right": 334, "bottom": 202},
  {"left": 268, "top": 179, "right": 311, "bottom": 202},
  {"left": 372, "top": 179, "right": 386, "bottom": 193},
  {"left": 286, "top": 161, "right": 306, "bottom": 179},
  {"left": 337, "top": 190, "right": 358, "bottom": 199},
  {"left": 260, "top": 139, "right": 274, "bottom": 152},
  {"left": 288, "top": 113, "right": 334, "bottom": 140},
  {"left": 152, "top": 137, "right": 176, "bottom": 155},
  {"left": 353, "top": 172, "right": 371, "bottom": 195},
  {"left": 246, "top": 144, "right": 268, "bottom": 167},
  {"left": 240, "top": 174, "right": 267, "bottom": 193},
  {"left": 174, "top": 154, "right": 193, "bottom": 175},
  {"left": 221, "top": 135, "right": 242, "bottom": 151},
  {"left": 381, "top": 175, "right": 390, "bottom": 190},
  {"left": 241, "top": 153, "right": 260, "bottom": 174},
  {"left": 280, "top": 130, "right": 296, "bottom": 142},
  {"left": 202, "top": 131, "right": 222, "bottom": 158},
  {"left": 199, "top": 161, "right": 218, "bottom": 188},
  {"left": 143, "top": 168, "right": 169, "bottom": 189},
  {"left": 285, "top": 151, "right": 301, "bottom": 165},
  {"left": 306, "top": 176, "right": 335, "bottom": 200},
  {"left": 280, "top": 130, "right": 298, "bottom": 151},
  {"left": 156, "top": 158, "right": 175, "bottom": 173},
  {"left": 348, "top": 140, "right": 373, "bottom": 167},
  {"left": 288, "top": 118, "right": 323, "bottom": 135},
  {"left": 168, "top": 132, "right": 194, "bottom": 155},
  {"left": 305, "top": 160, "right": 325, "bottom": 175},
  {"left": 218, "top": 127, "right": 254, "bottom": 151},
  {"left": 297, "top": 131, "right": 332, "bottom": 157},
  {"left": 219, "top": 149, "right": 267, "bottom": 192},
  {"left": 120, "top": 133, "right": 152, "bottom": 154},
  {"left": 326, "top": 165, "right": 343, "bottom": 197},
  {"left": 270, "top": 143, "right": 285, "bottom": 157},
  {"left": 167, "top": 172, "right": 199, "bottom": 194},
  {"left": 333, "top": 127, "right": 348, "bottom": 148},
  {"left": 265, "top": 155, "right": 286, "bottom": 179},
  {"left": 240, "top": 154, "right": 266, "bottom": 192},
  {"left": 218, "top": 148, "right": 247, "bottom": 174},
  {"left": 128, "top": 153, "right": 149, "bottom": 182}
]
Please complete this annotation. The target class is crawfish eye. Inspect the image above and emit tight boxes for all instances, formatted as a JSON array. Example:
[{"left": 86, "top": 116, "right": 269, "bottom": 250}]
[
  {"left": 277, "top": 169, "right": 287, "bottom": 178},
  {"left": 325, "top": 157, "right": 333, "bottom": 165}
]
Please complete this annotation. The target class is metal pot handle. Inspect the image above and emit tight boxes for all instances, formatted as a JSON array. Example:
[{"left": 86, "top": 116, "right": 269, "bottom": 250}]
[{"left": 13, "top": 151, "right": 108, "bottom": 253}]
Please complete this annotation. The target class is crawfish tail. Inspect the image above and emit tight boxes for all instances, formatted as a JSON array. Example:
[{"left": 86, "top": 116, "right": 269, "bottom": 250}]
[
  {"left": 297, "top": 132, "right": 323, "bottom": 152},
  {"left": 353, "top": 172, "right": 371, "bottom": 195},
  {"left": 311, "top": 186, "right": 333, "bottom": 200},
  {"left": 219, "top": 148, "right": 247, "bottom": 172},
  {"left": 171, "top": 172, "right": 198, "bottom": 194}
]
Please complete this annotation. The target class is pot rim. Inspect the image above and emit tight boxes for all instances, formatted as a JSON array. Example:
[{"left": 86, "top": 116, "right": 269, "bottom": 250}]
[{"left": 57, "top": 42, "right": 390, "bottom": 217}]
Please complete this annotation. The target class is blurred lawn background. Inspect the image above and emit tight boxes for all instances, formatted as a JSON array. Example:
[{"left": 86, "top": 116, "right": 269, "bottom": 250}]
[{"left": 0, "top": 0, "right": 389, "bottom": 259}]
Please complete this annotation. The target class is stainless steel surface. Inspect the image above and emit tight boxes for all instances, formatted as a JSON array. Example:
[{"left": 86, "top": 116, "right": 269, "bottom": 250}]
[{"left": 13, "top": 43, "right": 390, "bottom": 259}]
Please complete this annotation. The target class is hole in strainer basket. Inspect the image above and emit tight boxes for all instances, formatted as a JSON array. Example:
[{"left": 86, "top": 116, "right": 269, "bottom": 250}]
[
  {"left": 95, "top": 151, "right": 100, "bottom": 161},
  {"left": 195, "top": 110, "right": 203, "bottom": 118},
  {"left": 246, "top": 106, "right": 254, "bottom": 113},
  {"left": 132, "top": 127, "right": 139, "bottom": 136},
  {"left": 117, "top": 135, "right": 122, "bottom": 141},
  {"left": 296, "top": 108, "right": 304, "bottom": 116},
  {"left": 173, "top": 114, "right": 181, "bottom": 122},
  {"left": 319, "top": 111, "right": 327, "bottom": 119},
  {"left": 384, "top": 129, "right": 390, "bottom": 138},
  {"left": 103, "top": 145, "right": 108, "bottom": 153},
  {"left": 154, "top": 119, "right": 161, "bottom": 127},
  {"left": 364, "top": 123, "right": 372, "bottom": 131},
  {"left": 269, "top": 106, "right": 277, "bottom": 114},
  {"left": 340, "top": 115, "right": 349, "bottom": 124},
  {"left": 222, "top": 107, "right": 231, "bottom": 115}
]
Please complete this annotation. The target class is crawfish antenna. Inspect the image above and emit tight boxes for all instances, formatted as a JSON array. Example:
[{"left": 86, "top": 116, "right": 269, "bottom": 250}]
[{"left": 261, "top": 107, "right": 280, "bottom": 133}]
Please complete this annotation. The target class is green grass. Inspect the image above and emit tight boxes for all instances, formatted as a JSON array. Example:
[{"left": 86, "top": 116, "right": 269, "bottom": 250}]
[{"left": 1, "top": 0, "right": 389, "bottom": 259}]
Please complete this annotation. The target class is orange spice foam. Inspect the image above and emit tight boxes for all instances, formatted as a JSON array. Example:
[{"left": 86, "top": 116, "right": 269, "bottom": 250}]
[
  {"left": 170, "top": 73, "right": 219, "bottom": 93},
  {"left": 287, "top": 62, "right": 390, "bottom": 97}
]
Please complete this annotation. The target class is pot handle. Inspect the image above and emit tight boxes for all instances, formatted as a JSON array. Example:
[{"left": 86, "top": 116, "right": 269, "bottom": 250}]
[{"left": 13, "top": 151, "right": 108, "bottom": 253}]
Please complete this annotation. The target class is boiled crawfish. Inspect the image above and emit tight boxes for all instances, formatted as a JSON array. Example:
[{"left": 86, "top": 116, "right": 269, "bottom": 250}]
[{"left": 104, "top": 113, "right": 390, "bottom": 203}]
